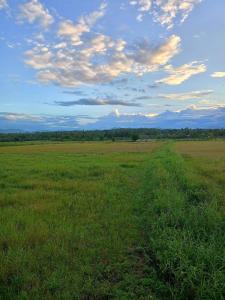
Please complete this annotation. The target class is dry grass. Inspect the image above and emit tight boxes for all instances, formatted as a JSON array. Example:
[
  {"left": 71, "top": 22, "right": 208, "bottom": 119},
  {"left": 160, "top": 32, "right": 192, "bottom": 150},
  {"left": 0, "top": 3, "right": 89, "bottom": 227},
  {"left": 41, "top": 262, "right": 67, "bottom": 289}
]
[
  {"left": 0, "top": 141, "right": 161, "bottom": 154},
  {"left": 175, "top": 140, "right": 225, "bottom": 158}
]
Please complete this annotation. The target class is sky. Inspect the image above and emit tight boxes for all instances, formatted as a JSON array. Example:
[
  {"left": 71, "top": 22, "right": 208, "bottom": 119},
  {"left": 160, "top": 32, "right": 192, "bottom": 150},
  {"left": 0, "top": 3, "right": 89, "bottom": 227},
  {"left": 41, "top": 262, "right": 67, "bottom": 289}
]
[{"left": 0, "top": 0, "right": 225, "bottom": 131}]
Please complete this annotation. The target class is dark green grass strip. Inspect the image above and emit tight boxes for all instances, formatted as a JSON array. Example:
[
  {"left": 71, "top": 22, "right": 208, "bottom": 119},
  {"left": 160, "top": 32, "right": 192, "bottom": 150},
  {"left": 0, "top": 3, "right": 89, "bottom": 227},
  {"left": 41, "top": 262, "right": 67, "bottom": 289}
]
[{"left": 133, "top": 144, "right": 225, "bottom": 299}]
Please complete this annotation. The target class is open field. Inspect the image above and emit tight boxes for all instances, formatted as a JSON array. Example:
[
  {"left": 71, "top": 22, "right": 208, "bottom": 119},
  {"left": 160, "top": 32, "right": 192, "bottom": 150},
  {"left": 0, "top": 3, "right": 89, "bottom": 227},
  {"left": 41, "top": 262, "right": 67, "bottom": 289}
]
[{"left": 0, "top": 141, "right": 224, "bottom": 299}]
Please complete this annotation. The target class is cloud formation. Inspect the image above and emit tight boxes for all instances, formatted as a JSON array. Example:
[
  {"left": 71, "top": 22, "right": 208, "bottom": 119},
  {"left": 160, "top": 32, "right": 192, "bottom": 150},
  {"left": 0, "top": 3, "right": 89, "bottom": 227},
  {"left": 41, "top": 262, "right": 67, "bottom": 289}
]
[
  {"left": 211, "top": 72, "right": 225, "bottom": 78},
  {"left": 86, "top": 105, "right": 225, "bottom": 130},
  {"left": 18, "top": 0, "right": 54, "bottom": 28},
  {"left": 154, "top": 0, "right": 202, "bottom": 29},
  {"left": 25, "top": 15, "right": 181, "bottom": 88},
  {"left": 132, "top": 35, "right": 181, "bottom": 74},
  {"left": 135, "top": 96, "right": 153, "bottom": 100},
  {"left": 15, "top": 1, "right": 198, "bottom": 91},
  {"left": 130, "top": 0, "right": 202, "bottom": 28},
  {"left": 63, "top": 90, "right": 85, "bottom": 95},
  {"left": 159, "top": 90, "right": 214, "bottom": 101},
  {"left": 0, "top": 112, "right": 79, "bottom": 132},
  {"left": 157, "top": 61, "right": 206, "bottom": 85},
  {"left": 1, "top": 105, "right": 225, "bottom": 132},
  {"left": 0, "top": 0, "right": 7, "bottom": 10},
  {"left": 55, "top": 98, "right": 141, "bottom": 107},
  {"left": 130, "top": 0, "right": 152, "bottom": 21},
  {"left": 58, "top": 2, "right": 107, "bottom": 46}
]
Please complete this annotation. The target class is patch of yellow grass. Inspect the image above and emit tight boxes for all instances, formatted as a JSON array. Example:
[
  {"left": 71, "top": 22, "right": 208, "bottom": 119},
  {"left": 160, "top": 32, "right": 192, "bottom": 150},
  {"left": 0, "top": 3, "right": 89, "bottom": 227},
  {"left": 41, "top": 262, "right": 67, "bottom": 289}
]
[
  {"left": 0, "top": 141, "right": 161, "bottom": 154},
  {"left": 175, "top": 141, "right": 225, "bottom": 158}
]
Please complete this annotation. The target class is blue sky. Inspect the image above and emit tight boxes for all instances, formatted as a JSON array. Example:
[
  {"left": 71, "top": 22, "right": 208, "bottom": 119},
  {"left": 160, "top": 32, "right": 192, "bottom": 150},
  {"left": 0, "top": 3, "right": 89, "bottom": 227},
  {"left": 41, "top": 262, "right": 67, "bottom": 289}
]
[{"left": 0, "top": 0, "right": 225, "bottom": 131}]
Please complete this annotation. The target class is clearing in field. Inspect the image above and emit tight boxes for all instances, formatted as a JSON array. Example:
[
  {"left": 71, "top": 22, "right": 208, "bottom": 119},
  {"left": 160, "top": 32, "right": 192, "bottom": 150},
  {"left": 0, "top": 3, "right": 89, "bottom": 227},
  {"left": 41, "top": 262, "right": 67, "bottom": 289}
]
[{"left": 0, "top": 141, "right": 224, "bottom": 299}]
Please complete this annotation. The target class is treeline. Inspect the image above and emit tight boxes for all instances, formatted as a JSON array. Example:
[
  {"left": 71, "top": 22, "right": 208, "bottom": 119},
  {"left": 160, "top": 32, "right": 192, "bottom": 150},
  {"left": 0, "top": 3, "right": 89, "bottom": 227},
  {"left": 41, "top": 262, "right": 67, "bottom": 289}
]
[{"left": 0, "top": 128, "right": 225, "bottom": 142}]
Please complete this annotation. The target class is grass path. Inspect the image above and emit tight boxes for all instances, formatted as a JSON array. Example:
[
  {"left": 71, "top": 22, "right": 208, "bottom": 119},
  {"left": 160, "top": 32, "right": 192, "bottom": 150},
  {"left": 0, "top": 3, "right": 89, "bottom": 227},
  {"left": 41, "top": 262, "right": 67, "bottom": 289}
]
[
  {"left": 134, "top": 144, "right": 225, "bottom": 299},
  {"left": 0, "top": 142, "right": 224, "bottom": 299}
]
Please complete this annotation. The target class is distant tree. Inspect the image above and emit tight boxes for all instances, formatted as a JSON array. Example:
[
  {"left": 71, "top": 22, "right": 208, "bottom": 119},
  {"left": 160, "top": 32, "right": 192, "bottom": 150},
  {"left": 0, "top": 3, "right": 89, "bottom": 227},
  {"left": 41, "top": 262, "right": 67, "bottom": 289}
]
[
  {"left": 131, "top": 133, "right": 139, "bottom": 142},
  {"left": 0, "top": 128, "right": 225, "bottom": 142}
]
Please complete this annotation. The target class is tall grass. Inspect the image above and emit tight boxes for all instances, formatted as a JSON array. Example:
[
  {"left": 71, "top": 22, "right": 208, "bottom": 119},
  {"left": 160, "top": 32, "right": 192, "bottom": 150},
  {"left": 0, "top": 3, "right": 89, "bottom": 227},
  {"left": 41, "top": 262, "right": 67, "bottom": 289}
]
[{"left": 135, "top": 144, "right": 225, "bottom": 299}]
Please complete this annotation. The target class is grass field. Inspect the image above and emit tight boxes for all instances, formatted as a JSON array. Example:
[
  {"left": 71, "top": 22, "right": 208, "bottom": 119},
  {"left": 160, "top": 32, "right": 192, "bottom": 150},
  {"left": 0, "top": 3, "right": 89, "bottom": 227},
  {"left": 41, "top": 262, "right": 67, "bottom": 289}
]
[
  {"left": 0, "top": 141, "right": 224, "bottom": 299},
  {"left": 0, "top": 141, "right": 160, "bottom": 154}
]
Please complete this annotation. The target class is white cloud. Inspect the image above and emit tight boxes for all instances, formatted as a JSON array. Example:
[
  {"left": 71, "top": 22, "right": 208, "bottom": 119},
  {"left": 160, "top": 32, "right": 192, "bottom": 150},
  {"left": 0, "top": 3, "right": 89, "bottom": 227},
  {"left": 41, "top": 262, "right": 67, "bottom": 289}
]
[
  {"left": 132, "top": 34, "right": 181, "bottom": 74},
  {"left": 0, "top": 0, "right": 7, "bottom": 10},
  {"left": 58, "top": 2, "right": 107, "bottom": 46},
  {"left": 130, "top": 0, "right": 152, "bottom": 11},
  {"left": 26, "top": 34, "right": 180, "bottom": 87},
  {"left": 154, "top": 0, "right": 202, "bottom": 29},
  {"left": 25, "top": 46, "right": 52, "bottom": 69},
  {"left": 159, "top": 90, "right": 214, "bottom": 101},
  {"left": 157, "top": 61, "right": 206, "bottom": 85},
  {"left": 0, "top": 112, "right": 80, "bottom": 131},
  {"left": 211, "top": 72, "right": 225, "bottom": 78},
  {"left": 3, "top": 113, "right": 42, "bottom": 122},
  {"left": 25, "top": 13, "right": 181, "bottom": 87},
  {"left": 84, "top": 1, "right": 107, "bottom": 26},
  {"left": 130, "top": 0, "right": 152, "bottom": 21},
  {"left": 130, "top": 0, "right": 202, "bottom": 28},
  {"left": 23, "top": 2, "right": 181, "bottom": 87},
  {"left": 80, "top": 35, "right": 126, "bottom": 58},
  {"left": 58, "top": 20, "right": 89, "bottom": 46},
  {"left": 18, "top": 0, "right": 54, "bottom": 28}
]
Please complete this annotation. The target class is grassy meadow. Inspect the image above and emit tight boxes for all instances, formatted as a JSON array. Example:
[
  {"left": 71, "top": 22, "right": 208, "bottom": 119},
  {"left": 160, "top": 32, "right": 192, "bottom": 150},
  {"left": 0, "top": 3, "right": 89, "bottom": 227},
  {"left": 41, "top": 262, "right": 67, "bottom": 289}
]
[{"left": 0, "top": 141, "right": 224, "bottom": 299}]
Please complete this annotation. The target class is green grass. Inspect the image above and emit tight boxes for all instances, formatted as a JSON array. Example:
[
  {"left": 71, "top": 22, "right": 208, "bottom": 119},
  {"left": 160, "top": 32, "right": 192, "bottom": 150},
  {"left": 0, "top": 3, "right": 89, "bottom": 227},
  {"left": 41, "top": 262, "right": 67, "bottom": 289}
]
[
  {"left": 0, "top": 141, "right": 224, "bottom": 299},
  {"left": 134, "top": 144, "right": 225, "bottom": 299}
]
